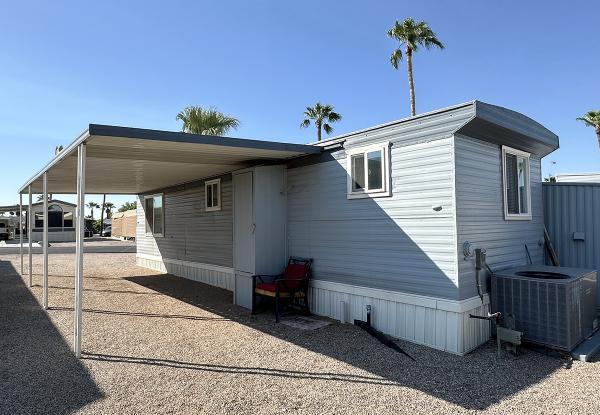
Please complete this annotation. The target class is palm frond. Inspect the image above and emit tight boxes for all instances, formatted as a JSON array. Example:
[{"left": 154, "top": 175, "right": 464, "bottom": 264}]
[
  {"left": 387, "top": 17, "right": 444, "bottom": 66},
  {"left": 301, "top": 102, "right": 342, "bottom": 138},
  {"left": 176, "top": 106, "right": 240, "bottom": 136},
  {"left": 390, "top": 48, "right": 403, "bottom": 69},
  {"left": 577, "top": 111, "right": 600, "bottom": 128}
]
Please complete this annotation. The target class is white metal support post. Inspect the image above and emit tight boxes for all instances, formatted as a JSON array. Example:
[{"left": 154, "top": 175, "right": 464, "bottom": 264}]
[
  {"left": 28, "top": 186, "right": 33, "bottom": 287},
  {"left": 74, "top": 144, "right": 86, "bottom": 358},
  {"left": 43, "top": 172, "right": 49, "bottom": 310},
  {"left": 19, "top": 193, "right": 23, "bottom": 274}
]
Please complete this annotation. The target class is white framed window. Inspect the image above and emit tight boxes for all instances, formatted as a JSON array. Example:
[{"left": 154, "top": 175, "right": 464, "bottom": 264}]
[
  {"left": 346, "top": 142, "right": 390, "bottom": 199},
  {"left": 144, "top": 193, "right": 164, "bottom": 236},
  {"left": 502, "top": 146, "right": 531, "bottom": 220},
  {"left": 205, "top": 178, "right": 221, "bottom": 211}
]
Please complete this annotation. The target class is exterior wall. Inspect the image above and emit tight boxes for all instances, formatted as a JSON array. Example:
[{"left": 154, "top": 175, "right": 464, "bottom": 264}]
[
  {"left": 543, "top": 182, "right": 600, "bottom": 306},
  {"left": 30, "top": 229, "right": 76, "bottom": 242},
  {"left": 309, "top": 280, "right": 490, "bottom": 354},
  {"left": 454, "top": 135, "right": 545, "bottom": 300},
  {"left": 136, "top": 174, "right": 234, "bottom": 289},
  {"left": 287, "top": 137, "right": 459, "bottom": 300}
]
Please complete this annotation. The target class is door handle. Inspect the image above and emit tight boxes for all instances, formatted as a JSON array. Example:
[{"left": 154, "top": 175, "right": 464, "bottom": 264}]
[{"left": 251, "top": 224, "right": 256, "bottom": 234}]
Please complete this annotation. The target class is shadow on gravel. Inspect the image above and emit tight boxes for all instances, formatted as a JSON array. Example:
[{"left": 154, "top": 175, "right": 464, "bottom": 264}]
[
  {"left": 125, "top": 273, "right": 564, "bottom": 411},
  {"left": 83, "top": 352, "right": 398, "bottom": 386},
  {"left": 50, "top": 306, "right": 230, "bottom": 322},
  {"left": 0, "top": 260, "right": 103, "bottom": 415}
]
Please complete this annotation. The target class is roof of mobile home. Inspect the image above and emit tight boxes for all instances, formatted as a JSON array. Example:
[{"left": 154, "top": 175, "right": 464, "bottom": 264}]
[{"left": 19, "top": 100, "right": 558, "bottom": 195}]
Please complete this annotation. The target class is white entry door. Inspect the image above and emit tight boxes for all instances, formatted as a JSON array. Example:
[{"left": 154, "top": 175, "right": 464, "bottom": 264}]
[{"left": 233, "top": 172, "right": 254, "bottom": 274}]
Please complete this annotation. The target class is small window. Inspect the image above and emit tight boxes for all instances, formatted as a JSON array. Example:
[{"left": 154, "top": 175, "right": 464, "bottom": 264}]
[
  {"left": 347, "top": 143, "right": 390, "bottom": 199},
  {"left": 205, "top": 179, "right": 221, "bottom": 211},
  {"left": 502, "top": 146, "right": 531, "bottom": 220},
  {"left": 63, "top": 211, "right": 74, "bottom": 228},
  {"left": 144, "top": 194, "right": 164, "bottom": 236}
]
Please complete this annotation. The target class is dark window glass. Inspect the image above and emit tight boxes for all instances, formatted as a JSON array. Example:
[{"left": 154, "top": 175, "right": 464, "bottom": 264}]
[
  {"left": 367, "top": 150, "right": 383, "bottom": 190},
  {"left": 351, "top": 154, "right": 365, "bottom": 191},
  {"left": 145, "top": 197, "right": 154, "bottom": 233},
  {"left": 505, "top": 153, "right": 519, "bottom": 214},
  {"left": 206, "top": 184, "right": 213, "bottom": 208},
  {"left": 64, "top": 212, "right": 73, "bottom": 227},
  {"left": 153, "top": 196, "right": 163, "bottom": 235}
]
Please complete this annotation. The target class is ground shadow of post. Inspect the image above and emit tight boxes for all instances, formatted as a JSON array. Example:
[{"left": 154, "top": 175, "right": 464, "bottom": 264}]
[
  {"left": 127, "top": 149, "right": 562, "bottom": 410},
  {"left": 0, "top": 260, "right": 103, "bottom": 414}
]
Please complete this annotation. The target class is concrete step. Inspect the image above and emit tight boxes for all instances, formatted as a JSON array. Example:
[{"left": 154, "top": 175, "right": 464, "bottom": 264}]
[{"left": 572, "top": 330, "right": 600, "bottom": 362}]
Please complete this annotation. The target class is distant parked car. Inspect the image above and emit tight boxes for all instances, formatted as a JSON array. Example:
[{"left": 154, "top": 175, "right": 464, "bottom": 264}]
[{"left": 101, "top": 226, "right": 112, "bottom": 237}]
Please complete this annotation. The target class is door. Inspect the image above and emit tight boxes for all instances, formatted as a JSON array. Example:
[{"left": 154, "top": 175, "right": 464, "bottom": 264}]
[{"left": 234, "top": 172, "right": 254, "bottom": 274}]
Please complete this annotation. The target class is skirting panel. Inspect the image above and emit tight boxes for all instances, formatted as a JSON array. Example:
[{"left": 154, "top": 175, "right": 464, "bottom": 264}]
[
  {"left": 309, "top": 280, "right": 490, "bottom": 355},
  {"left": 136, "top": 254, "right": 234, "bottom": 291}
]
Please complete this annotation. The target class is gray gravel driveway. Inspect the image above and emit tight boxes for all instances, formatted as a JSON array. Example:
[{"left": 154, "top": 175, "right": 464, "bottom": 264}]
[{"left": 1, "top": 252, "right": 600, "bottom": 414}]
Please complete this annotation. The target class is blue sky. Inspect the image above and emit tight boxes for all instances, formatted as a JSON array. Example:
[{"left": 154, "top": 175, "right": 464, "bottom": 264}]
[{"left": 0, "top": 0, "right": 598, "bottom": 207}]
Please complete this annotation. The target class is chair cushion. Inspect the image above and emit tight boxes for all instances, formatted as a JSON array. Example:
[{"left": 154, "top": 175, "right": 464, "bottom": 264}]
[
  {"left": 283, "top": 263, "right": 308, "bottom": 289},
  {"left": 256, "top": 282, "right": 278, "bottom": 292}
]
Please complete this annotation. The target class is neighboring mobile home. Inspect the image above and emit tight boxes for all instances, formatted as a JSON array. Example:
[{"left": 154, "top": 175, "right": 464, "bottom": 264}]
[
  {"left": 18, "top": 100, "right": 559, "bottom": 355},
  {"left": 0, "top": 199, "right": 76, "bottom": 242},
  {"left": 30, "top": 200, "right": 77, "bottom": 242}
]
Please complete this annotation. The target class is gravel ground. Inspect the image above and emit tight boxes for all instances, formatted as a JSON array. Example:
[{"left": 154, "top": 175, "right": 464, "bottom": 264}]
[{"left": 2, "top": 252, "right": 600, "bottom": 415}]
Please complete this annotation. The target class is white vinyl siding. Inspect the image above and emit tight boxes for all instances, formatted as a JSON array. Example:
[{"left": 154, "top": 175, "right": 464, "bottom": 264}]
[
  {"left": 288, "top": 137, "right": 458, "bottom": 299},
  {"left": 137, "top": 175, "right": 233, "bottom": 267},
  {"left": 455, "top": 135, "right": 544, "bottom": 300}
]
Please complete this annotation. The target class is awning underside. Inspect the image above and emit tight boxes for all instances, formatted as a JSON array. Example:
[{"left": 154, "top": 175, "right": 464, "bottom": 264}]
[{"left": 22, "top": 128, "right": 321, "bottom": 194}]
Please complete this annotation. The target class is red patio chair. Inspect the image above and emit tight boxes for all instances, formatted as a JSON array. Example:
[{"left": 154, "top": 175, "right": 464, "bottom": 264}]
[{"left": 251, "top": 257, "right": 312, "bottom": 323}]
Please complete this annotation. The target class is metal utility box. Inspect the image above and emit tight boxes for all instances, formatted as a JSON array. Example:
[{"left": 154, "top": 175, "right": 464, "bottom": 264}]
[{"left": 492, "top": 265, "right": 597, "bottom": 351}]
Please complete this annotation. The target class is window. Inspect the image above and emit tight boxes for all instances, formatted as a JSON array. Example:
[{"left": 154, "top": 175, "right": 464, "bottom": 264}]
[
  {"left": 502, "top": 146, "right": 531, "bottom": 220},
  {"left": 347, "top": 143, "right": 390, "bottom": 199},
  {"left": 63, "top": 211, "right": 74, "bottom": 228},
  {"left": 205, "top": 179, "right": 221, "bottom": 211},
  {"left": 48, "top": 204, "right": 63, "bottom": 228},
  {"left": 144, "top": 194, "right": 164, "bottom": 236}
]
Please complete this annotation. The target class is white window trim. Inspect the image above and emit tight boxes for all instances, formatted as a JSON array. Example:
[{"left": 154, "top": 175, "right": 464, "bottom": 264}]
[
  {"left": 346, "top": 142, "right": 391, "bottom": 199},
  {"left": 205, "top": 178, "right": 222, "bottom": 212},
  {"left": 144, "top": 193, "right": 164, "bottom": 237},
  {"left": 502, "top": 145, "right": 532, "bottom": 221}
]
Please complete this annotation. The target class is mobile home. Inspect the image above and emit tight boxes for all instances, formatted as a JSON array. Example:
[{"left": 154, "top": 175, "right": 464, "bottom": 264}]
[{"left": 18, "top": 100, "right": 559, "bottom": 355}]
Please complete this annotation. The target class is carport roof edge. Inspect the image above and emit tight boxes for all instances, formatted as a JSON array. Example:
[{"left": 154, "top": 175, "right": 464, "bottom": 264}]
[{"left": 18, "top": 124, "right": 322, "bottom": 194}]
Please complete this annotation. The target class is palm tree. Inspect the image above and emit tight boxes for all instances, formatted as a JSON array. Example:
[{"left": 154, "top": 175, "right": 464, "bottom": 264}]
[
  {"left": 300, "top": 103, "right": 342, "bottom": 142},
  {"left": 103, "top": 202, "right": 115, "bottom": 219},
  {"left": 577, "top": 111, "right": 600, "bottom": 151},
  {"left": 176, "top": 106, "right": 240, "bottom": 136},
  {"left": 388, "top": 18, "right": 444, "bottom": 116},
  {"left": 86, "top": 202, "right": 99, "bottom": 220}
]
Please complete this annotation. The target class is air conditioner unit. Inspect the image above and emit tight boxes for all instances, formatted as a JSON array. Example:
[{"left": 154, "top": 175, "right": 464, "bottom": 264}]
[{"left": 491, "top": 265, "right": 597, "bottom": 351}]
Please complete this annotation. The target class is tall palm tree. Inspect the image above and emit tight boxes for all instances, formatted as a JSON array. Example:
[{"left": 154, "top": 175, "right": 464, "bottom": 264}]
[
  {"left": 103, "top": 202, "right": 115, "bottom": 219},
  {"left": 86, "top": 202, "right": 99, "bottom": 220},
  {"left": 176, "top": 106, "right": 240, "bottom": 136},
  {"left": 577, "top": 111, "right": 600, "bottom": 151},
  {"left": 388, "top": 18, "right": 444, "bottom": 116},
  {"left": 300, "top": 102, "right": 342, "bottom": 142}
]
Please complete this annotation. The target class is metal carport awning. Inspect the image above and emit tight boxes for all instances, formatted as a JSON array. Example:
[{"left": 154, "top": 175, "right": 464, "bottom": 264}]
[
  {"left": 18, "top": 124, "right": 322, "bottom": 357},
  {"left": 20, "top": 124, "right": 322, "bottom": 195}
]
